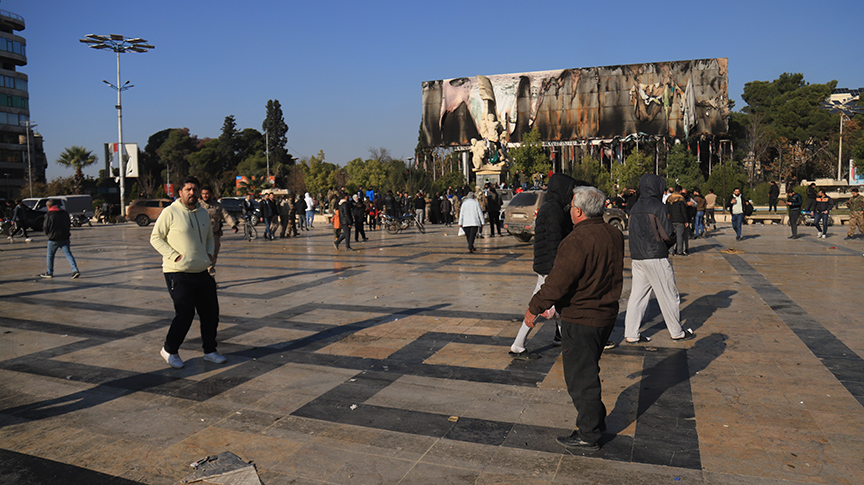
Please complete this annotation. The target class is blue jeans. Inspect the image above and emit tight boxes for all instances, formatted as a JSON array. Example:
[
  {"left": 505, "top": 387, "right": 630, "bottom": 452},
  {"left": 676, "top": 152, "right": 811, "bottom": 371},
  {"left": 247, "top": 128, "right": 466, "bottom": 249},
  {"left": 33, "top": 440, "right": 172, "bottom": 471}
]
[
  {"left": 814, "top": 212, "right": 830, "bottom": 235},
  {"left": 47, "top": 239, "right": 79, "bottom": 275},
  {"left": 731, "top": 213, "right": 744, "bottom": 239},
  {"left": 262, "top": 217, "right": 272, "bottom": 238},
  {"left": 695, "top": 211, "right": 704, "bottom": 236},
  {"left": 306, "top": 210, "right": 314, "bottom": 227}
]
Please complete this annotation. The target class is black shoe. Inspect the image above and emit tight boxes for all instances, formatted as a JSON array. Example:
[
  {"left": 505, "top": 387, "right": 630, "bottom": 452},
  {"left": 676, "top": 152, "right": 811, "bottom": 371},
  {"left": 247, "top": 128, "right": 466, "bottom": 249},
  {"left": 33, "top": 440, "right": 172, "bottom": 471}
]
[
  {"left": 603, "top": 341, "right": 616, "bottom": 350},
  {"left": 552, "top": 336, "right": 562, "bottom": 346},
  {"left": 845, "top": 236, "right": 853, "bottom": 240},
  {"left": 333, "top": 241, "right": 339, "bottom": 250},
  {"left": 625, "top": 335, "right": 651, "bottom": 344},
  {"left": 735, "top": 236, "right": 742, "bottom": 241},
  {"left": 671, "top": 328, "right": 696, "bottom": 341},
  {"left": 509, "top": 350, "right": 540, "bottom": 361},
  {"left": 556, "top": 431, "right": 599, "bottom": 451},
  {"left": 347, "top": 247, "right": 355, "bottom": 251}
]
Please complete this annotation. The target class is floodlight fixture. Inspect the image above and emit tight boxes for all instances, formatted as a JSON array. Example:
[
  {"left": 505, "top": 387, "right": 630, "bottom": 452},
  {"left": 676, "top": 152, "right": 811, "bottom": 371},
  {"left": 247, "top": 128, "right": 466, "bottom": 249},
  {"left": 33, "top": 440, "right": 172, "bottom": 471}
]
[
  {"left": 819, "top": 99, "right": 864, "bottom": 180},
  {"left": 79, "top": 33, "right": 154, "bottom": 218}
]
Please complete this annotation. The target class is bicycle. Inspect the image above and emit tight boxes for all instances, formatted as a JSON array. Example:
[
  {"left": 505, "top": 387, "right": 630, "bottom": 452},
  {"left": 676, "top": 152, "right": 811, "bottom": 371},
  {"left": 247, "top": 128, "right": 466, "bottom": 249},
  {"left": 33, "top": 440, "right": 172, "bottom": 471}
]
[{"left": 243, "top": 213, "right": 258, "bottom": 241}]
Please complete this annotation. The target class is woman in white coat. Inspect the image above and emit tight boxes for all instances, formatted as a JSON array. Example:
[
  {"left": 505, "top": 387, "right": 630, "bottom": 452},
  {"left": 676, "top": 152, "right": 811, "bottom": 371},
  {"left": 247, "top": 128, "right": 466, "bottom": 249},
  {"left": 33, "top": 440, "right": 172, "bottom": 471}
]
[{"left": 458, "top": 192, "right": 485, "bottom": 253}]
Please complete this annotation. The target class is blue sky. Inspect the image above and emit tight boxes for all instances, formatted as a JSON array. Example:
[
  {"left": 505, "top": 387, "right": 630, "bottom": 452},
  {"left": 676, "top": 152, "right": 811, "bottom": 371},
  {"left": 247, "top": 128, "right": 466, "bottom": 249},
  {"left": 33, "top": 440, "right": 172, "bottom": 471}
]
[{"left": 11, "top": 0, "right": 863, "bottom": 180}]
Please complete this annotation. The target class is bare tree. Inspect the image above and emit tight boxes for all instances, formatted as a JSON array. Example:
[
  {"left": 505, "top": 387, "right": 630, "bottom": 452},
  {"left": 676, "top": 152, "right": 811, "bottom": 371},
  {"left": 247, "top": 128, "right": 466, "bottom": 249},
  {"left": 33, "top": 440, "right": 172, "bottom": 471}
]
[
  {"left": 746, "top": 112, "right": 772, "bottom": 187},
  {"left": 368, "top": 147, "right": 392, "bottom": 163}
]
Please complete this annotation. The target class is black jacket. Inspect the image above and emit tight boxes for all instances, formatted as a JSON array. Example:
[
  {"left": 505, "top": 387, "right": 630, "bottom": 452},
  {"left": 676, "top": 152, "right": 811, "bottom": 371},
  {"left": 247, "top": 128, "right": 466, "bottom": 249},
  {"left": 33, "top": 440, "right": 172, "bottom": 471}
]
[
  {"left": 666, "top": 193, "right": 689, "bottom": 223},
  {"left": 628, "top": 173, "right": 676, "bottom": 260},
  {"left": 533, "top": 173, "right": 577, "bottom": 275},
  {"left": 338, "top": 199, "right": 353, "bottom": 226},
  {"left": 769, "top": 184, "right": 780, "bottom": 199},
  {"left": 43, "top": 208, "right": 71, "bottom": 241}
]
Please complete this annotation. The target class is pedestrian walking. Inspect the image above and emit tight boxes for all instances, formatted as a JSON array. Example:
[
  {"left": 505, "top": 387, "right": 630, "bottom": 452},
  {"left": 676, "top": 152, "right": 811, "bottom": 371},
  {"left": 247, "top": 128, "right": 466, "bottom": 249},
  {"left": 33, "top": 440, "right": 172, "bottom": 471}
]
[
  {"left": 260, "top": 193, "right": 275, "bottom": 240},
  {"left": 304, "top": 192, "right": 315, "bottom": 228},
  {"left": 8, "top": 199, "right": 31, "bottom": 242},
  {"left": 784, "top": 189, "right": 802, "bottom": 239},
  {"left": 846, "top": 187, "right": 864, "bottom": 239},
  {"left": 334, "top": 193, "right": 354, "bottom": 250},
  {"left": 666, "top": 186, "right": 690, "bottom": 255},
  {"left": 805, "top": 183, "right": 817, "bottom": 212},
  {"left": 692, "top": 189, "right": 706, "bottom": 238},
  {"left": 523, "top": 186, "right": 624, "bottom": 452},
  {"left": 440, "top": 196, "right": 453, "bottom": 226},
  {"left": 458, "top": 192, "right": 484, "bottom": 253},
  {"left": 150, "top": 176, "right": 225, "bottom": 369},
  {"left": 199, "top": 186, "right": 238, "bottom": 275},
  {"left": 352, "top": 195, "right": 368, "bottom": 242},
  {"left": 727, "top": 188, "right": 745, "bottom": 241},
  {"left": 510, "top": 174, "right": 576, "bottom": 359},
  {"left": 40, "top": 199, "right": 80, "bottom": 279},
  {"left": 623, "top": 173, "right": 695, "bottom": 344},
  {"left": 704, "top": 189, "right": 717, "bottom": 230},
  {"left": 813, "top": 189, "right": 834, "bottom": 238},
  {"left": 486, "top": 185, "right": 503, "bottom": 236},
  {"left": 768, "top": 181, "right": 780, "bottom": 212}
]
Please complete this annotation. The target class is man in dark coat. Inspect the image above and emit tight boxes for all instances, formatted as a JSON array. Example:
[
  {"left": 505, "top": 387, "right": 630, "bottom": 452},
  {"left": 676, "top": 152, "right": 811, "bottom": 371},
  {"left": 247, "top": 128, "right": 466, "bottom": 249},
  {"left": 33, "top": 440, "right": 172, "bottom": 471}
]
[
  {"left": 486, "top": 185, "right": 502, "bottom": 236},
  {"left": 41, "top": 199, "right": 80, "bottom": 278},
  {"left": 624, "top": 174, "right": 694, "bottom": 344},
  {"left": 334, "top": 194, "right": 354, "bottom": 250},
  {"left": 768, "top": 181, "right": 780, "bottom": 212},
  {"left": 510, "top": 173, "right": 577, "bottom": 357}
]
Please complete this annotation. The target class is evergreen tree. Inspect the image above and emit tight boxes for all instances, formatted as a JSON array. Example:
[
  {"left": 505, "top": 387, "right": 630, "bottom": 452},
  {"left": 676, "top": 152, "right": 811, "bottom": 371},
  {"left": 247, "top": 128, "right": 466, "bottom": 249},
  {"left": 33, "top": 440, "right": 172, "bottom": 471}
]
[{"left": 262, "top": 99, "right": 290, "bottom": 166}]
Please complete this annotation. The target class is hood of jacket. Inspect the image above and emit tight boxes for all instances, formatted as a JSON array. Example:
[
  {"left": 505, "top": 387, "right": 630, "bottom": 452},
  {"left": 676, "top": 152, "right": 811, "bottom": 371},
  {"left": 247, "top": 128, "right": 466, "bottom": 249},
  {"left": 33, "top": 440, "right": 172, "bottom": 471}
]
[
  {"left": 546, "top": 173, "right": 577, "bottom": 207},
  {"left": 666, "top": 193, "right": 685, "bottom": 204},
  {"left": 638, "top": 173, "right": 665, "bottom": 201}
]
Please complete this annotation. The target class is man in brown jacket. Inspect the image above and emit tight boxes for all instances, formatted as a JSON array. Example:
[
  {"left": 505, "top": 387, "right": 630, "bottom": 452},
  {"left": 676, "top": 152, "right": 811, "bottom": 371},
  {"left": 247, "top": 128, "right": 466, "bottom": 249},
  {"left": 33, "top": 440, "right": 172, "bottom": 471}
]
[
  {"left": 199, "top": 187, "right": 237, "bottom": 275},
  {"left": 524, "top": 186, "right": 624, "bottom": 452}
]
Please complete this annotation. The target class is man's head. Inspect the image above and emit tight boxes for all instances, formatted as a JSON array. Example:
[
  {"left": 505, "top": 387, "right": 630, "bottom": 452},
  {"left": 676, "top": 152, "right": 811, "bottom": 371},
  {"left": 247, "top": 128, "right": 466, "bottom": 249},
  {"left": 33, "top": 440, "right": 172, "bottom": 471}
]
[
  {"left": 45, "top": 199, "right": 57, "bottom": 208},
  {"left": 693, "top": 189, "right": 701, "bottom": 196},
  {"left": 818, "top": 189, "right": 826, "bottom": 197},
  {"left": 245, "top": 193, "right": 252, "bottom": 200},
  {"left": 570, "top": 186, "right": 605, "bottom": 225},
  {"left": 178, "top": 176, "right": 201, "bottom": 209},
  {"left": 788, "top": 190, "right": 797, "bottom": 196},
  {"left": 733, "top": 188, "right": 741, "bottom": 196},
  {"left": 200, "top": 186, "right": 213, "bottom": 202},
  {"left": 851, "top": 187, "right": 859, "bottom": 195}
]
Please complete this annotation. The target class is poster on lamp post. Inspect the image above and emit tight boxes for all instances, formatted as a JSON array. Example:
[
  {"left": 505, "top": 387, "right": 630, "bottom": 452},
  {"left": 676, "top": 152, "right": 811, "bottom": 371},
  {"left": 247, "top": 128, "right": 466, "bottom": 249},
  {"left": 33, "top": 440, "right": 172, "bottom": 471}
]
[
  {"left": 110, "top": 143, "right": 139, "bottom": 177},
  {"left": 851, "top": 160, "right": 864, "bottom": 185}
]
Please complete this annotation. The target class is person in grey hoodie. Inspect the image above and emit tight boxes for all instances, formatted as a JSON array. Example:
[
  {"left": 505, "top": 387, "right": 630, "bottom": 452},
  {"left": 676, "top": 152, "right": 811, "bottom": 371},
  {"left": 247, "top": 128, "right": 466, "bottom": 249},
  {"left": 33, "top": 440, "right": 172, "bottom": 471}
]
[
  {"left": 623, "top": 173, "right": 694, "bottom": 344},
  {"left": 150, "top": 176, "right": 225, "bottom": 369}
]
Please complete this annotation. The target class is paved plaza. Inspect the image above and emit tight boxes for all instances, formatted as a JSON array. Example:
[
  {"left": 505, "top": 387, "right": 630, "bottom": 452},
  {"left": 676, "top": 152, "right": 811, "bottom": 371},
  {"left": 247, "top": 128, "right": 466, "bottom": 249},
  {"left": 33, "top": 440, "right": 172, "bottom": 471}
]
[{"left": 1, "top": 219, "right": 863, "bottom": 484}]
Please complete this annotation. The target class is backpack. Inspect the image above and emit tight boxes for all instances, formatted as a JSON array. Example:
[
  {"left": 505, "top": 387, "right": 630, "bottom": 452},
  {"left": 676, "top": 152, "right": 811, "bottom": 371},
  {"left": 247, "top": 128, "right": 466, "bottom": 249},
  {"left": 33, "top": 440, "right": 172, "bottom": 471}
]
[{"left": 743, "top": 201, "right": 754, "bottom": 216}]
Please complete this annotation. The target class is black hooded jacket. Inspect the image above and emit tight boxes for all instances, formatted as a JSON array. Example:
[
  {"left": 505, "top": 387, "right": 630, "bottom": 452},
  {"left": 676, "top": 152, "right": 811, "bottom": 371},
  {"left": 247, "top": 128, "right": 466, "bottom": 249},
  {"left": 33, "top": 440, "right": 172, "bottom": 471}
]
[
  {"left": 629, "top": 173, "right": 676, "bottom": 260},
  {"left": 533, "top": 173, "right": 577, "bottom": 275}
]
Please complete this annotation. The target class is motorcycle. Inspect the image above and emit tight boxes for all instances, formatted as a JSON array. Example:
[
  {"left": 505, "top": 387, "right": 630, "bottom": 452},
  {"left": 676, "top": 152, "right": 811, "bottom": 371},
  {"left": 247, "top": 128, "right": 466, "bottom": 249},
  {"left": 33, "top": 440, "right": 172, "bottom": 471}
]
[
  {"left": 71, "top": 212, "right": 92, "bottom": 227},
  {"left": 383, "top": 213, "right": 425, "bottom": 234}
]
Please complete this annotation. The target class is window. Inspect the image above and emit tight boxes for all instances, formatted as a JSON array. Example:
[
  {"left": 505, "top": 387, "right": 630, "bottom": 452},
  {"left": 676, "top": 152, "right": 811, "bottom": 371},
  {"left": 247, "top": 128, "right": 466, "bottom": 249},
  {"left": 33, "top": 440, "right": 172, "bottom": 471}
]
[{"left": 145, "top": 201, "right": 161, "bottom": 207}]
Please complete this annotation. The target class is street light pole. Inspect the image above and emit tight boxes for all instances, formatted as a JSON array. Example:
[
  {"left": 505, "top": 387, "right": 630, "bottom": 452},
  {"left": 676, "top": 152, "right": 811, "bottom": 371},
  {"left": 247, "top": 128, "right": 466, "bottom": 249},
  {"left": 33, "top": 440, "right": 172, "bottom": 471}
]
[
  {"left": 80, "top": 34, "right": 154, "bottom": 219},
  {"left": 23, "top": 120, "right": 36, "bottom": 197}
]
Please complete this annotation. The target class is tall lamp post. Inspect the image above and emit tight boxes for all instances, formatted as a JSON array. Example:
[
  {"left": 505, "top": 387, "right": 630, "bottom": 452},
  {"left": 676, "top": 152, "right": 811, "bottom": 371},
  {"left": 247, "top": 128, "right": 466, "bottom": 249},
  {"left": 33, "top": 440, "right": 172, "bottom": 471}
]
[
  {"left": 79, "top": 34, "right": 154, "bottom": 219},
  {"left": 23, "top": 120, "right": 36, "bottom": 197}
]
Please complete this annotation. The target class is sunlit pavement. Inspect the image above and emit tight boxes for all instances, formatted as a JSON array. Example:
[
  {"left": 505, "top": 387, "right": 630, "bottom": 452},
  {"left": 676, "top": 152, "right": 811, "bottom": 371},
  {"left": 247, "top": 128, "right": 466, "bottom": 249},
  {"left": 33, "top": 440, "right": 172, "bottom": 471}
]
[{"left": 1, "top": 220, "right": 862, "bottom": 483}]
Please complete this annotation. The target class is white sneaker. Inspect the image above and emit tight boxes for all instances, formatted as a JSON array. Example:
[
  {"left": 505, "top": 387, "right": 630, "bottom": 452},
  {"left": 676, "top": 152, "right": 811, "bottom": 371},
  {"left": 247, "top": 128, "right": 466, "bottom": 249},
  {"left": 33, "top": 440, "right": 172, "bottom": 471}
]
[
  {"left": 203, "top": 351, "right": 227, "bottom": 364},
  {"left": 160, "top": 348, "right": 184, "bottom": 368},
  {"left": 24, "top": 238, "right": 31, "bottom": 242}
]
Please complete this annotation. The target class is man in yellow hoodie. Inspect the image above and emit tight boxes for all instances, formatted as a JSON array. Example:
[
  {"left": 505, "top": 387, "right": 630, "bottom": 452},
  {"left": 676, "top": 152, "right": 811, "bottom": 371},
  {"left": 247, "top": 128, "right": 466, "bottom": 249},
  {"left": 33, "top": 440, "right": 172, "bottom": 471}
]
[{"left": 150, "top": 176, "right": 225, "bottom": 369}]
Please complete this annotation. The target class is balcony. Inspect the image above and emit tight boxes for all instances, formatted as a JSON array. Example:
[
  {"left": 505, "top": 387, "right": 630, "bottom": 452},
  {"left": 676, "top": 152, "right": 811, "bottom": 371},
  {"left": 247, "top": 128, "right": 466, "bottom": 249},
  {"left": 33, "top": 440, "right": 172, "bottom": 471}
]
[{"left": 0, "top": 10, "right": 25, "bottom": 31}]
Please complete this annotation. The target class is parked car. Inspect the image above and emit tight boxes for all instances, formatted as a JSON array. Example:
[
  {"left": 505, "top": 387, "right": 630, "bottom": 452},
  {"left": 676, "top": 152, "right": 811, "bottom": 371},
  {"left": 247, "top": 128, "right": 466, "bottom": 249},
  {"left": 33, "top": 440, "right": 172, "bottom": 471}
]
[
  {"left": 126, "top": 198, "right": 173, "bottom": 226},
  {"left": 220, "top": 197, "right": 261, "bottom": 225},
  {"left": 503, "top": 190, "right": 628, "bottom": 242},
  {"left": 23, "top": 195, "right": 94, "bottom": 229}
]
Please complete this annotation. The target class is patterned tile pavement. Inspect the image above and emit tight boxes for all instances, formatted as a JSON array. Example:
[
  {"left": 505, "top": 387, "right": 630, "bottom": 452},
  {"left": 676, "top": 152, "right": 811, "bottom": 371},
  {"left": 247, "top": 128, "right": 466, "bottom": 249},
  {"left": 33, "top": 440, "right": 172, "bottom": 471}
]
[{"left": 1, "top": 218, "right": 863, "bottom": 483}]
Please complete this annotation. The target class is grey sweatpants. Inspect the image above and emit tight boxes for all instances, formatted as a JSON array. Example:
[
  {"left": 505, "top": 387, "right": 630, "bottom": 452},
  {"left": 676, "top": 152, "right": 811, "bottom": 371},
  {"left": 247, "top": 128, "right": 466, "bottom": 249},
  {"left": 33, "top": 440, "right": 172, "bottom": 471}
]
[{"left": 624, "top": 258, "right": 685, "bottom": 340}]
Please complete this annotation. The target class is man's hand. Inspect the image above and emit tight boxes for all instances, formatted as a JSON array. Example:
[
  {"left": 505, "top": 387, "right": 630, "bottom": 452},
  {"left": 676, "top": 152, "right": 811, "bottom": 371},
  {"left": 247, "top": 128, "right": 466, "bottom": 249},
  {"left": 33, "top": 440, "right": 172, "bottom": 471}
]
[
  {"left": 232, "top": 226, "right": 239, "bottom": 233},
  {"left": 524, "top": 309, "right": 537, "bottom": 328}
]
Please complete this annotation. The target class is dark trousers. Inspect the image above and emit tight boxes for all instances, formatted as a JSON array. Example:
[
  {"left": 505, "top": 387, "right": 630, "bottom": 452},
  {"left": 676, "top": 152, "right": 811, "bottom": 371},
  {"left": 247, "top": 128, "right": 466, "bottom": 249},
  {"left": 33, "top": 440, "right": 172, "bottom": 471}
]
[
  {"left": 789, "top": 210, "right": 799, "bottom": 237},
  {"left": 336, "top": 225, "right": 352, "bottom": 248},
  {"left": 163, "top": 271, "right": 219, "bottom": 354},
  {"left": 354, "top": 221, "right": 366, "bottom": 241},
  {"left": 769, "top": 197, "right": 778, "bottom": 212},
  {"left": 561, "top": 322, "right": 614, "bottom": 444},
  {"left": 464, "top": 226, "right": 479, "bottom": 251},
  {"left": 671, "top": 222, "right": 689, "bottom": 254},
  {"left": 488, "top": 211, "right": 501, "bottom": 235}
]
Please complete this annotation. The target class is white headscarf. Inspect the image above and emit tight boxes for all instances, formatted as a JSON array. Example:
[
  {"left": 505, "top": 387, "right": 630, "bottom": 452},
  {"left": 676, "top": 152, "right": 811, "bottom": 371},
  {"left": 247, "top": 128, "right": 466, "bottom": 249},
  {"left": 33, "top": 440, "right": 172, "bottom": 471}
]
[{"left": 304, "top": 192, "right": 314, "bottom": 208}]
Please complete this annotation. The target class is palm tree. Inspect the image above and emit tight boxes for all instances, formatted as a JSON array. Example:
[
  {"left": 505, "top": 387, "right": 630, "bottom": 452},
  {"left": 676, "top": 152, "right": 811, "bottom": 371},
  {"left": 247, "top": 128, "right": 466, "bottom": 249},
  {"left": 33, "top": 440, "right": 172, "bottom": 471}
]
[{"left": 57, "top": 146, "right": 97, "bottom": 194}]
